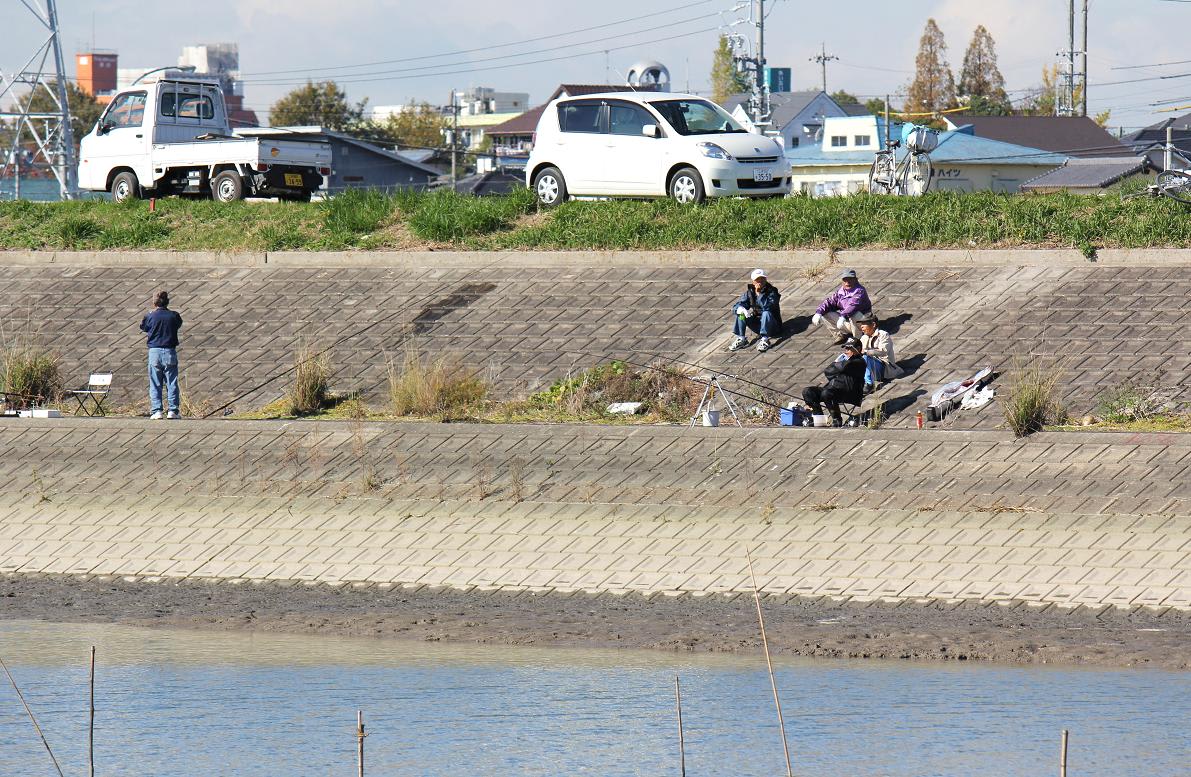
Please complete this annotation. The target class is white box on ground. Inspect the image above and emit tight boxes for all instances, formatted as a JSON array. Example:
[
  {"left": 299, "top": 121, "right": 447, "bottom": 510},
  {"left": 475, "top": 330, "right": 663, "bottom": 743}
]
[
  {"left": 606, "top": 402, "right": 644, "bottom": 415},
  {"left": 19, "top": 409, "right": 62, "bottom": 418}
]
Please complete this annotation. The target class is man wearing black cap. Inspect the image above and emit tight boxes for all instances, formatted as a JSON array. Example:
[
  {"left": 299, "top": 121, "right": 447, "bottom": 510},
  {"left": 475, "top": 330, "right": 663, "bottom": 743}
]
[
  {"left": 802, "top": 337, "right": 867, "bottom": 426},
  {"left": 812, "top": 269, "right": 872, "bottom": 346}
]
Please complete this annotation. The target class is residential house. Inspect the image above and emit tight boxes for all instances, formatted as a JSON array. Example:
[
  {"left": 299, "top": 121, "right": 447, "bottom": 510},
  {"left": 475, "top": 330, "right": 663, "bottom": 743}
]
[
  {"left": 787, "top": 115, "right": 1068, "bottom": 196},
  {"left": 483, "top": 84, "right": 660, "bottom": 172},
  {"left": 941, "top": 115, "right": 1132, "bottom": 158},
  {"left": 1120, "top": 113, "right": 1191, "bottom": 170},
  {"left": 237, "top": 127, "right": 441, "bottom": 194},
  {"left": 1020, "top": 156, "right": 1157, "bottom": 194},
  {"left": 723, "top": 90, "right": 851, "bottom": 149}
]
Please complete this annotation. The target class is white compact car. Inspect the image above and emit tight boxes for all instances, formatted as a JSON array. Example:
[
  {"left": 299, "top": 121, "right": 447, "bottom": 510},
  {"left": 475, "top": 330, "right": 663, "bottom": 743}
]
[{"left": 525, "top": 91, "right": 790, "bottom": 205}]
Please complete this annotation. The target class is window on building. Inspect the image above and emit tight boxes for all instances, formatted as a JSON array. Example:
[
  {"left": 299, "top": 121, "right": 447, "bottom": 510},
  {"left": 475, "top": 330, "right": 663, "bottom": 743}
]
[
  {"left": 788, "top": 137, "right": 799, "bottom": 147},
  {"left": 854, "top": 135, "right": 871, "bottom": 146},
  {"left": 558, "top": 101, "right": 604, "bottom": 133},
  {"left": 830, "top": 135, "right": 847, "bottom": 147}
]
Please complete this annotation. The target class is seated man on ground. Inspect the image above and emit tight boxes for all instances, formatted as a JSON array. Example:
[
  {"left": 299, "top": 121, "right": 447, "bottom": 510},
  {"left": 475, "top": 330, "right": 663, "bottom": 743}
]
[
  {"left": 802, "top": 337, "right": 867, "bottom": 426},
  {"left": 855, "top": 312, "right": 904, "bottom": 393},
  {"left": 812, "top": 269, "right": 872, "bottom": 346},
  {"left": 729, "top": 268, "right": 783, "bottom": 353}
]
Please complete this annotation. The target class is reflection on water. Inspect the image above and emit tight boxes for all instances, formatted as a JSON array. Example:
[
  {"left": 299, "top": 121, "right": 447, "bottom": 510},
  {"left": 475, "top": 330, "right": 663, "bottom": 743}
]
[{"left": 0, "top": 620, "right": 1187, "bottom": 776}]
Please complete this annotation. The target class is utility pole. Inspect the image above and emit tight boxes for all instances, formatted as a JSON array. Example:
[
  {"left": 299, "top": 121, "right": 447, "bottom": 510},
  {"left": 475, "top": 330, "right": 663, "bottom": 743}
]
[
  {"left": 448, "top": 89, "right": 459, "bottom": 184},
  {"left": 1080, "top": 0, "right": 1089, "bottom": 117},
  {"left": 1068, "top": 0, "right": 1076, "bottom": 116},
  {"left": 809, "top": 43, "right": 838, "bottom": 95},
  {"left": 728, "top": 0, "right": 770, "bottom": 130}
]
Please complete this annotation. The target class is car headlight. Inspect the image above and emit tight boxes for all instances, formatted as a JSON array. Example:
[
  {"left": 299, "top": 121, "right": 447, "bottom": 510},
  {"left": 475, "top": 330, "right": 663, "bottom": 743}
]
[{"left": 696, "top": 142, "right": 733, "bottom": 160}]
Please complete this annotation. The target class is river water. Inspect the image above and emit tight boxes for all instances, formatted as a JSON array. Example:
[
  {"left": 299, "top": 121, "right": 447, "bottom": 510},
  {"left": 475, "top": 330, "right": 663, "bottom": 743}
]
[{"left": 0, "top": 620, "right": 1187, "bottom": 776}]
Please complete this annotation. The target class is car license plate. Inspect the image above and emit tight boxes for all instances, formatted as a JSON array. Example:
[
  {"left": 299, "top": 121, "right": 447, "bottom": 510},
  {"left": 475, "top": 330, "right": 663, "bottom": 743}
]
[
  {"left": 753, "top": 169, "right": 773, "bottom": 183},
  {"left": 284, "top": 173, "right": 303, "bottom": 187}
]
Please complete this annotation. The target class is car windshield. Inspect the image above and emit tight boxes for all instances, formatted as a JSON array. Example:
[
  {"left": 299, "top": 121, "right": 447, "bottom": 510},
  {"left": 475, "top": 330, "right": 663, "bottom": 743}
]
[{"left": 647, "top": 99, "right": 747, "bottom": 135}]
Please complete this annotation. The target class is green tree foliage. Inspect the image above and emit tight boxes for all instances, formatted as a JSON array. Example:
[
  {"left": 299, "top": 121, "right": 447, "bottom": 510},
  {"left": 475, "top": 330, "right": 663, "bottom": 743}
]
[
  {"left": 11, "top": 81, "right": 104, "bottom": 149},
  {"left": 966, "top": 94, "right": 1012, "bottom": 116},
  {"left": 830, "top": 90, "right": 859, "bottom": 105},
  {"left": 958, "top": 25, "right": 1010, "bottom": 112},
  {"left": 361, "top": 102, "right": 448, "bottom": 149},
  {"left": 905, "top": 19, "right": 957, "bottom": 115},
  {"left": 710, "top": 35, "right": 750, "bottom": 104},
  {"left": 865, "top": 96, "right": 895, "bottom": 116},
  {"left": 269, "top": 80, "right": 365, "bottom": 130}
]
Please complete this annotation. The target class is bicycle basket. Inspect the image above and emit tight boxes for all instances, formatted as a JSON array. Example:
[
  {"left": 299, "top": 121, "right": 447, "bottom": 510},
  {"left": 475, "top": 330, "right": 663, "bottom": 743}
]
[{"left": 903, "top": 126, "right": 939, "bottom": 153}]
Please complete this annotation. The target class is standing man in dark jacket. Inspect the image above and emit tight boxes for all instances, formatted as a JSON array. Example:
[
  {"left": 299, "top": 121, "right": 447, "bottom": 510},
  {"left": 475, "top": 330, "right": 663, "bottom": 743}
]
[
  {"left": 802, "top": 337, "right": 866, "bottom": 426},
  {"left": 140, "top": 290, "right": 183, "bottom": 420},
  {"left": 729, "top": 268, "right": 783, "bottom": 353}
]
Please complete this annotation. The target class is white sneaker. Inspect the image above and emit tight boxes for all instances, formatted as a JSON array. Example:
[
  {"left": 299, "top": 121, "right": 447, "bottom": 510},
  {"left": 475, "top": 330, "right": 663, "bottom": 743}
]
[
  {"left": 167, "top": 411, "right": 180, "bottom": 420},
  {"left": 150, "top": 411, "right": 163, "bottom": 420},
  {"left": 757, "top": 337, "right": 771, "bottom": 352},
  {"left": 728, "top": 336, "right": 748, "bottom": 351}
]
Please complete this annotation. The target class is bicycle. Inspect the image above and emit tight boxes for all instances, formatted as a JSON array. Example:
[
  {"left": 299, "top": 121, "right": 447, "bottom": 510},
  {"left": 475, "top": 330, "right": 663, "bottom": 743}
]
[
  {"left": 1124, "top": 168, "right": 1191, "bottom": 205},
  {"left": 867, "top": 125, "right": 937, "bottom": 196}
]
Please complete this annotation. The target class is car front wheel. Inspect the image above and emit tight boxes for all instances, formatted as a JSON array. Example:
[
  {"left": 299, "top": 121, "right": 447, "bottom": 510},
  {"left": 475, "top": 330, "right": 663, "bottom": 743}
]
[
  {"left": 669, "top": 166, "right": 705, "bottom": 204},
  {"left": 533, "top": 166, "right": 567, "bottom": 207}
]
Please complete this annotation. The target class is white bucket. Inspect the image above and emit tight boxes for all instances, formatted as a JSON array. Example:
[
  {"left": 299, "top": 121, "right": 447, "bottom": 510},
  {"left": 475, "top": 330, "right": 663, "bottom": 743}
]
[
  {"left": 702, "top": 409, "right": 721, "bottom": 427},
  {"left": 812, "top": 414, "right": 830, "bottom": 427}
]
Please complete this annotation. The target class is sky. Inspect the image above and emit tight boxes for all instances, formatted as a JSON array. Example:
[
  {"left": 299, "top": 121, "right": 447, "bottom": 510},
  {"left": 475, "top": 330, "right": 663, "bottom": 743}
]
[{"left": 5, "top": 0, "right": 1191, "bottom": 132}]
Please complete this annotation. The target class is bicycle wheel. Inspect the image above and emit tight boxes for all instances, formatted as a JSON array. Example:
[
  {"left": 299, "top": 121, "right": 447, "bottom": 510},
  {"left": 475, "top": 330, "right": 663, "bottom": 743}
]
[
  {"left": 905, "top": 153, "right": 932, "bottom": 196},
  {"left": 1157, "top": 170, "right": 1191, "bottom": 205},
  {"left": 867, "top": 154, "right": 894, "bottom": 194}
]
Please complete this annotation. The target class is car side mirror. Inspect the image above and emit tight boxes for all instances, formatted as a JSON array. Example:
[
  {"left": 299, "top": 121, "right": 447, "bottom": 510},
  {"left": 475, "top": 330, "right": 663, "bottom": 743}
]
[
  {"left": 98, "top": 122, "right": 113, "bottom": 136},
  {"left": 641, "top": 124, "right": 660, "bottom": 138}
]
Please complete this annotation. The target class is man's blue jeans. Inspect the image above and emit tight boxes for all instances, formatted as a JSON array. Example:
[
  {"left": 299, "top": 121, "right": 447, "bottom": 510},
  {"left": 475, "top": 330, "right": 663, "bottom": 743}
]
[
  {"left": 863, "top": 355, "right": 885, "bottom": 385},
  {"left": 148, "top": 347, "right": 180, "bottom": 414},
  {"left": 733, "top": 311, "right": 779, "bottom": 338}
]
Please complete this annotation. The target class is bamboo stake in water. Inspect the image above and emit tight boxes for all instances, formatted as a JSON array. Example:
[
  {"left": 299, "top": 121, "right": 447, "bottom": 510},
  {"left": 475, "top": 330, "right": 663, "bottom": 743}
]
[
  {"left": 1060, "top": 729, "right": 1068, "bottom": 777},
  {"left": 0, "top": 655, "right": 65, "bottom": 777},
  {"left": 357, "top": 709, "right": 366, "bottom": 777},
  {"left": 745, "top": 547, "right": 793, "bottom": 777},
  {"left": 89, "top": 646, "right": 96, "bottom": 777},
  {"left": 674, "top": 675, "right": 686, "bottom": 777}
]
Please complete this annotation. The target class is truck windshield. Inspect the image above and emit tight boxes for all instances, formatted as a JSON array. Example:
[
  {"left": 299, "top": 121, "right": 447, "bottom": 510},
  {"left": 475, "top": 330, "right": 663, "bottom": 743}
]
[{"left": 647, "top": 99, "right": 746, "bottom": 136}]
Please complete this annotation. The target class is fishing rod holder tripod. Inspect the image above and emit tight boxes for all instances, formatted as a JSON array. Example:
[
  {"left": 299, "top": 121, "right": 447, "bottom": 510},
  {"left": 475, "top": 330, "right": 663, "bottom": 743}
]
[{"left": 689, "top": 374, "right": 743, "bottom": 428}]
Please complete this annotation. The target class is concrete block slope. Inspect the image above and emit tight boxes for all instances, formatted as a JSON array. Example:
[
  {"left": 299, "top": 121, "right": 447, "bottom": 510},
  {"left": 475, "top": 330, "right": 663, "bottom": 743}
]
[
  {"left": 0, "top": 419, "right": 1188, "bottom": 610},
  {"left": 0, "top": 252, "right": 1188, "bottom": 428}
]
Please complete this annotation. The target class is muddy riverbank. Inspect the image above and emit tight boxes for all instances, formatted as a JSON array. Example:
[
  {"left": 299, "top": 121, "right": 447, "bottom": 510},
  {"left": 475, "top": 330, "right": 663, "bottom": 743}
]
[{"left": 3, "top": 574, "right": 1187, "bottom": 670}]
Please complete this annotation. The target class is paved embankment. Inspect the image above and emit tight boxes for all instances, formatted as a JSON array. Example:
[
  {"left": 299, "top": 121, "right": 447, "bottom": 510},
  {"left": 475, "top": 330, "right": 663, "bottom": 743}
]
[
  {"left": 2, "top": 249, "right": 1189, "bottom": 427},
  {"left": 3, "top": 419, "right": 1188, "bottom": 611}
]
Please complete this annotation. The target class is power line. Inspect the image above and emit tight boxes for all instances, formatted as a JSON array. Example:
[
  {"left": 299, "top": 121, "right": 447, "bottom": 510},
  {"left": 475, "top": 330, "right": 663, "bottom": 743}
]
[
  {"left": 239, "top": 0, "right": 715, "bottom": 77},
  {"left": 1111, "top": 58, "right": 1191, "bottom": 70},
  {"left": 238, "top": 11, "right": 720, "bottom": 85}
]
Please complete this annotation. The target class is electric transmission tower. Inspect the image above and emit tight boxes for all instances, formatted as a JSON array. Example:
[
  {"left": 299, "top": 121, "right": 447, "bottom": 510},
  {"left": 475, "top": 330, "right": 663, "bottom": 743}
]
[{"left": 0, "top": 0, "right": 77, "bottom": 199}]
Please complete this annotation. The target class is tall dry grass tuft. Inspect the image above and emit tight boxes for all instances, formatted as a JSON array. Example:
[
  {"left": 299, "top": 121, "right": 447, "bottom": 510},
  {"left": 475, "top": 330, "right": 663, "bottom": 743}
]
[
  {"left": 288, "top": 342, "right": 330, "bottom": 415},
  {"left": 0, "top": 341, "right": 62, "bottom": 403},
  {"left": 387, "top": 350, "right": 487, "bottom": 416},
  {"left": 1002, "top": 357, "right": 1067, "bottom": 437}
]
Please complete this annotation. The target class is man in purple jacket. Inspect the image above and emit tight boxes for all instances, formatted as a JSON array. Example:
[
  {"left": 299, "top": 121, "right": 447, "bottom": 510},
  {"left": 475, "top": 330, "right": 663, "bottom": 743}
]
[{"left": 812, "top": 269, "right": 872, "bottom": 346}]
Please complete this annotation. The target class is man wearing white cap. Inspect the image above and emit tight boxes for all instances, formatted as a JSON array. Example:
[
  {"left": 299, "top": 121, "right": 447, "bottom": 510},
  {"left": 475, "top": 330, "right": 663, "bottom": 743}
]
[{"left": 729, "top": 268, "right": 782, "bottom": 353}]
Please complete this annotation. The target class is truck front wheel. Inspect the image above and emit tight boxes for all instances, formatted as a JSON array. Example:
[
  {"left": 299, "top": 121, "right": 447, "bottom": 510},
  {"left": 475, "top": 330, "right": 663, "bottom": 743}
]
[
  {"left": 110, "top": 171, "right": 141, "bottom": 203},
  {"left": 211, "top": 171, "right": 245, "bottom": 202}
]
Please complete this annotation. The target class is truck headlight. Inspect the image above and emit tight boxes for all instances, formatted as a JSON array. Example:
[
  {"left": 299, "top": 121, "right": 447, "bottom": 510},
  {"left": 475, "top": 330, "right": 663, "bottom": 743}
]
[{"left": 696, "top": 142, "right": 733, "bottom": 160}]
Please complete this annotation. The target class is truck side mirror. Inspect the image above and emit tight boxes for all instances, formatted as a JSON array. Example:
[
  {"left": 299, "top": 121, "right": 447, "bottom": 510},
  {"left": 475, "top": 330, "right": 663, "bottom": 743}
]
[
  {"left": 98, "top": 122, "right": 113, "bottom": 136},
  {"left": 641, "top": 124, "right": 660, "bottom": 138}
]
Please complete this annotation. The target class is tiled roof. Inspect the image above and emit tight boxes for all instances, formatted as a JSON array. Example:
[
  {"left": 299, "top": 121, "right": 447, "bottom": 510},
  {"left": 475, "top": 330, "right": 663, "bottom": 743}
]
[
  {"left": 1021, "top": 156, "right": 1151, "bottom": 190},
  {"left": 944, "top": 115, "right": 1132, "bottom": 157},
  {"left": 787, "top": 127, "right": 1068, "bottom": 167}
]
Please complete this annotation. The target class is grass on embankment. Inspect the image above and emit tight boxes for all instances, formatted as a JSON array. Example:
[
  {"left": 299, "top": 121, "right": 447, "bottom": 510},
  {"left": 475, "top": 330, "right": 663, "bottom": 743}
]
[{"left": 4, "top": 186, "right": 1191, "bottom": 252}]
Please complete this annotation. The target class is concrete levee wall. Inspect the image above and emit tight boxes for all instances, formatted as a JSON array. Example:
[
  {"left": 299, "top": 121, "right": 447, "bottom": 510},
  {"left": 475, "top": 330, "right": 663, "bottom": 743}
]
[
  {"left": 1, "top": 250, "right": 1188, "bottom": 428},
  {"left": 2, "top": 419, "right": 1188, "bottom": 610}
]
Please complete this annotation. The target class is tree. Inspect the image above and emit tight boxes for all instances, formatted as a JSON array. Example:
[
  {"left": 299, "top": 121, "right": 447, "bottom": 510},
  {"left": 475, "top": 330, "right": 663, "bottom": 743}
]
[
  {"left": 1093, "top": 109, "right": 1111, "bottom": 128},
  {"left": 1021, "top": 65, "right": 1083, "bottom": 117},
  {"left": 269, "top": 80, "right": 365, "bottom": 130},
  {"left": 830, "top": 90, "right": 859, "bottom": 105},
  {"left": 361, "top": 102, "right": 448, "bottom": 149},
  {"left": 710, "top": 35, "right": 750, "bottom": 104},
  {"left": 958, "top": 25, "right": 1010, "bottom": 114},
  {"left": 905, "top": 19, "right": 957, "bottom": 115},
  {"left": 15, "top": 81, "right": 103, "bottom": 150},
  {"left": 966, "top": 94, "right": 1012, "bottom": 116},
  {"left": 865, "top": 96, "right": 895, "bottom": 116}
]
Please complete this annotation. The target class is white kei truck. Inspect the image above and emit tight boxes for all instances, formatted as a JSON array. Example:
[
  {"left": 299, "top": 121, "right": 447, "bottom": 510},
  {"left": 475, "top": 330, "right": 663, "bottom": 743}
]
[{"left": 77, "top": 74, "right": 331, "bottom": 202}]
